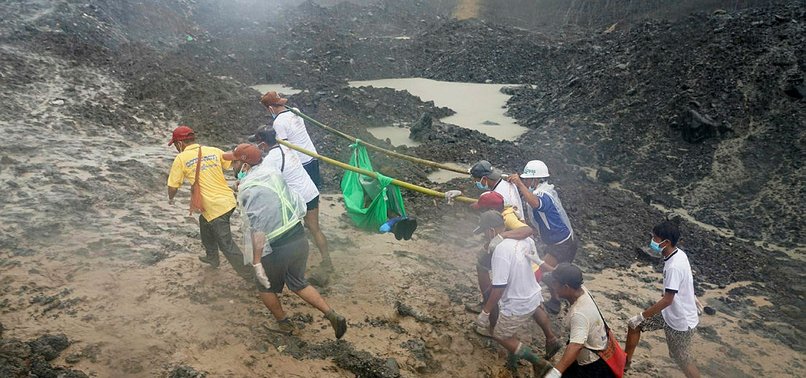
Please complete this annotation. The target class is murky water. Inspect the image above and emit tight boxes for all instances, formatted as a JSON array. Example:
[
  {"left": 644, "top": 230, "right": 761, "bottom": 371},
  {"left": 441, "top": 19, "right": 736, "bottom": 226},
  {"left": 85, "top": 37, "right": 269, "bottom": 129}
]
[
  {"left": 252, "top": 79, "right": 526, "bottom": 147},
  {"left": 349, "top": 78, "right": 527, "bottom": 143},
  {"left": 367, "top": 125, "right": 420, "bottom": 147},
  {"left": 427, "top": 162, "right": 469, "bottom": 183}
]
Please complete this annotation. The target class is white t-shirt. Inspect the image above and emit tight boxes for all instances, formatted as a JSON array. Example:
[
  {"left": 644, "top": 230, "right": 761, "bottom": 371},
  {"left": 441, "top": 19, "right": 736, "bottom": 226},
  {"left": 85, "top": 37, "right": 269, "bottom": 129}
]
[
  {"left": 273, "top": 110, "right": 317, "bottom": 164},
  {"left": 566, "top": 288, "right": 608, "bottom": 365},
  {"left": 662, "top": 249, "right": 700, "bottom": 331},
  {"left": 262, "top": 145, "right": 319, "bottom": 204},
  {"left": 493, "top": 179, "right": 524, "bottom": 219},
  {"left": 491, "top": 238, "right": 542, "bottom": 316}
]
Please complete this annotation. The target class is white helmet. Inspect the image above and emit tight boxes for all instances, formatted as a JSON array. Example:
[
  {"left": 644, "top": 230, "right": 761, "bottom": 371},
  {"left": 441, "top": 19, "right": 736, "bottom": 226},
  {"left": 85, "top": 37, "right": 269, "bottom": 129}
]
[{"left": 521, "top": 160, "right": 549, "bottom": 178}]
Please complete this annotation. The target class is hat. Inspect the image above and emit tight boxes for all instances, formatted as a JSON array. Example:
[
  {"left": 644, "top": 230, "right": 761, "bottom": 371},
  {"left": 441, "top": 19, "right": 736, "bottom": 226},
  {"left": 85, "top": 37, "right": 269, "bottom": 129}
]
[
  {"left": 223, "top": 143, "right": 262, "bottom": 166},
  {"left": 260, "top": 91, "right": 288, "bottom": 108},
  {"left": 471, "top": 191, "right": 504, "bottom": 211},
  {"left": 469, "top": 160, "right": 502, "bottom": 180},
  {"left": 552, "top": 263, "right": 583, "bottom": 289},
  {"left": 474, "top": 210, "right": 505, "bottom": 234},
  {"left": 248, "top": 127, "right": 277, "bottom": 144},
  {"left": 168, "top": 125, "right": 194, "bottom": 146}
]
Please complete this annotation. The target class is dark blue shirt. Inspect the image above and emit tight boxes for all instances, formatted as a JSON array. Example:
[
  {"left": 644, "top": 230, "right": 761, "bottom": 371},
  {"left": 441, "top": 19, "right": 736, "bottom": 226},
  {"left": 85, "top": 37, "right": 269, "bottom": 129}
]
[{"left": 532, "top": 192, "right": 572, "bottom": 245}]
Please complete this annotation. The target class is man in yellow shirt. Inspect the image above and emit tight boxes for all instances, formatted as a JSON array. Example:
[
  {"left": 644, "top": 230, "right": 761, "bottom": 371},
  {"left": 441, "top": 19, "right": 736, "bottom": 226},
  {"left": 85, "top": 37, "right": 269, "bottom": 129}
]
[{"left": 166, "top": 126, "right": 251, "bottom": 281}]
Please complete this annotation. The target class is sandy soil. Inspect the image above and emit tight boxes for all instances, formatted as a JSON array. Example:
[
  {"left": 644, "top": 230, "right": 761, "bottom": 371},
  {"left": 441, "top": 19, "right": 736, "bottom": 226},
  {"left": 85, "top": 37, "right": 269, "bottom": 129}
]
[{"left": 2, "top": 192, "right": 803, "bottom": 376}]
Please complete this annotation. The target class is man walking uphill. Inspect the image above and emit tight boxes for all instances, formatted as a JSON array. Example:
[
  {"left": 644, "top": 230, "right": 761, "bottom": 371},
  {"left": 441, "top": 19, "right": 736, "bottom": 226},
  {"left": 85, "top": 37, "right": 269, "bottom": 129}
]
[
  {"left": 474, "top": 211, "right": 554, "bottom": 377},
  {"left": 624, "top": 220, "right": 700, "bottom": 378},
  {"left": 166, "top": 126, "right": 252, "bottom": 282},
  {"left": 226, "top": 143, "right": 347, "bottom": 339}
]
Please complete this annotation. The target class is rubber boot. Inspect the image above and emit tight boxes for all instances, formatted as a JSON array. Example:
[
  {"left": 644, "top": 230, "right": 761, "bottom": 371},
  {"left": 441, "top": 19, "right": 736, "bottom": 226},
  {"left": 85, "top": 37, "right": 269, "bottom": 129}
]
[
  {"left": 505, "top": 352, "right": 520, "bottom": 377},
  {"left": 277, "top": 317, "right": 297, "bottom": 335},
  {"left": 515, "top": 344, "right": 553, "bottom": 377},
  {"left": 325, "top": 309, "right": 347, "bottom": 339},
  {"left": 199, "top": 254, "right": 220, "bottom": 268}
]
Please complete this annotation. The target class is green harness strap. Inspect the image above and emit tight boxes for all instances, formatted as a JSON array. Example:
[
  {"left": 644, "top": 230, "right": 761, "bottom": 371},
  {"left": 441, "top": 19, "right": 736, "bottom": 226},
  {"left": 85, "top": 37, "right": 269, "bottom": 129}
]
[{"left": 340, "top": 142, "right": 406, "bottom": 230}]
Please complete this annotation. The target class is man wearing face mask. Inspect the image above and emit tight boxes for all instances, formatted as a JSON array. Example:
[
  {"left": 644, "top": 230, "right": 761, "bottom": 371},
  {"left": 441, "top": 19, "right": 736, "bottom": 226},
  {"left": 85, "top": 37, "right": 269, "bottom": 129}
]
[
  {"left": 624, "top": 221, "right": 701, "bottom": 378},
  {"left": 225, "top": 143, "right": 348, "bottom": 339},
  {"left": 507, "top": 160, "right": 576, "bottom": 314},
  {"left": 249, "top": 126, "right": 332, "bottom": 269},
  {"left": 166, "top": 126, "right": 253, "bottom": 282},
  {"left": 260, "top": 91, "right": 322, "bottom": 193},
  {"left": 469, "top": 160, "right": 524, "bottom": 219},
  {"left": 474, "top": 210, "right": 555, "bottom": 376}
]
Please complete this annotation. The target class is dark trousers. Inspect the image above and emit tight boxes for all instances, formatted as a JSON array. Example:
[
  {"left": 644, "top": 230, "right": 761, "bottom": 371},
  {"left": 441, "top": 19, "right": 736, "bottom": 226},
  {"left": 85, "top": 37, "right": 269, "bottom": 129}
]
[
  {"left": 562, "top": 357, "right": 615, "bottom": 378},
  {"left": 199, "top": 208, "right": 252, "bottom": 282}
]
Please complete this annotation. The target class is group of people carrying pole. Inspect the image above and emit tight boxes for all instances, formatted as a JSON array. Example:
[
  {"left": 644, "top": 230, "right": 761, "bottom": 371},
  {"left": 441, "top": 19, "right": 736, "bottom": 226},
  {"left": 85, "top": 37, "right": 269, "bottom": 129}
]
[
  {"left": 166, "top": 91, "right": 345, "bottom": 338},
  {"left": 165, "top": 90, "right": 702, "bottom": 377},
  {"left": 453, "top": 160, "right": 702, "bottom": 377}
]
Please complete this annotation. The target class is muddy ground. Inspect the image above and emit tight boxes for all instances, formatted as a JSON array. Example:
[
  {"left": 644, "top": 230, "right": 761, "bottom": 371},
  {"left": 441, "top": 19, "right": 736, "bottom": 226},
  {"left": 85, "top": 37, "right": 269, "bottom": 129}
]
[{"left": 0, "top": 0, "right": 804, "bottom": 377}]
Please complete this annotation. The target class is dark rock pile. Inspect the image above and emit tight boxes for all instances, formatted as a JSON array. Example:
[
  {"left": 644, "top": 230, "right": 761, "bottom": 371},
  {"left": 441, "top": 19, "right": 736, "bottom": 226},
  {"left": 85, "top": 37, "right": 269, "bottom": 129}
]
[{"left": 0, "top": 330, "right": 88, "bottom": 378}]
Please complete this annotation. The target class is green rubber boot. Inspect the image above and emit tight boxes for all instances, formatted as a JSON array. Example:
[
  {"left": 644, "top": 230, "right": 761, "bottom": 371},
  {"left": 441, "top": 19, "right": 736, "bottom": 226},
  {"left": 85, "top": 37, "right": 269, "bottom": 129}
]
[{"left": 515, "top": 344, "right": 553, "bottom": 377}]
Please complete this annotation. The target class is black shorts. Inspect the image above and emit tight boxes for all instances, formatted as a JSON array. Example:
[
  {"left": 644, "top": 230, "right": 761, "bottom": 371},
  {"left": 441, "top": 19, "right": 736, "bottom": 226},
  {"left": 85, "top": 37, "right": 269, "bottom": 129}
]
[
  {"left": 306, "top": 195, "right": 320, "bottom": 211},
  {"left": 546, "top": 235, "right": 578, "bottom": 263},
  {"left": 258, "top": 224, "right": 309, "bottom": 293},
  {"left": 303, "top": 159, "right": 322, "bottom": 189}
]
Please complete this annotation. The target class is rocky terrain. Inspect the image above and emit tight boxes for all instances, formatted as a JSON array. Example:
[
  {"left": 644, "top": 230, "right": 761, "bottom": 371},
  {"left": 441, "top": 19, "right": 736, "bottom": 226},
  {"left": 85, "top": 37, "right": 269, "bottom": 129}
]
[{"left": 1, "top": 0, "right": 803, "bottom": 377}]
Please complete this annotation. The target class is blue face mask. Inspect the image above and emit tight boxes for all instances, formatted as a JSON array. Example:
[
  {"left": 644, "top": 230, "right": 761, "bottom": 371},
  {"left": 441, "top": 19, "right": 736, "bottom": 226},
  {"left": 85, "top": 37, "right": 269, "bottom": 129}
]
[
  {"left": 475, "top": 181, "right": 489, "bottom": 190},
  {"left": 648, "top": 239, "right": 666, "bottom": 258}
]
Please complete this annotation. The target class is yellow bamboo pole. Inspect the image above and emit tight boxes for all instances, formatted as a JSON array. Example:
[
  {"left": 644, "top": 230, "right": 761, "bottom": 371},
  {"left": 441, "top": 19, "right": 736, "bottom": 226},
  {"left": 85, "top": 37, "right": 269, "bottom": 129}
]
[
  {"left": 285, "top": 106, "right": 470, "bottom": 175},
  {"left": 276, "top": 139, "right": 477, "bottom": 204}
]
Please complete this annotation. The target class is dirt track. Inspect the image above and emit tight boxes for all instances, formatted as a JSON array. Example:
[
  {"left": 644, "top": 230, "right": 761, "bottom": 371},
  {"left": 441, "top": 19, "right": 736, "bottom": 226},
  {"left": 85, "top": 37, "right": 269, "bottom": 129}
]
[{"left": 1, "top": 0, "right": 804, "bottom": 377}]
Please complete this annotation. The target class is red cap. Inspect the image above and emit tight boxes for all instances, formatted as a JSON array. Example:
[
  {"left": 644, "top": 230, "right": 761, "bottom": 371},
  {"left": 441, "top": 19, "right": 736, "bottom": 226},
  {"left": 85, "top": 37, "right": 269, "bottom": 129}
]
[
  {"left": 223, "top": 143, "right": 263, "bottom": 166},
  {"left": 471, "top": 191, "right": 504, "bottom": 211},
  {"left": 260, "top": 91, "right": 288, "bottom": 108},
  {"left": 168, "top": 125, "right": 194, "bottom": 146}
]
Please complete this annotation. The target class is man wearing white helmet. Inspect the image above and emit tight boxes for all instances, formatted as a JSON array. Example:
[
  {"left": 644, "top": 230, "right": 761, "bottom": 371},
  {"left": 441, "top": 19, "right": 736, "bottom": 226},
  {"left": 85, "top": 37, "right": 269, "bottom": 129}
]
[{"left": 508, "top": 160, "right": 577, "bottom": 314}]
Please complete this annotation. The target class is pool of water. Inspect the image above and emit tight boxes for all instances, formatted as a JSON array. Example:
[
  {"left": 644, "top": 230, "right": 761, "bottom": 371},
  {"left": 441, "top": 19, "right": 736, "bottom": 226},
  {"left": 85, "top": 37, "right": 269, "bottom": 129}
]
[
  {"left": 426, "top": 162, "right": 469, "bottom": 183},
  {"left": 348, "top": 78, "right": 527, "bottom": 142},
  {"left": 367, "top": 125, "right": 420, "bottom": 147}
]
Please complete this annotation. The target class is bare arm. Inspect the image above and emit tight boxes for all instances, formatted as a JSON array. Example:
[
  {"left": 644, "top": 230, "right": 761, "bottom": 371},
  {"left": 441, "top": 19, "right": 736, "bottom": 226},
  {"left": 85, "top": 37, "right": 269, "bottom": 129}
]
[
  {"left": 642, "top": 291, "right": 675, "bottom": 319},
  {"left": 554, "top": 343, "right": 584, "bottom": 373},
  {"left": 167, "top": 186, "right": 179, "bottom": 204},
  {"left": 251, "top": 231, "right": 266, "bottom": 265},
  {"left": 507, "top": 174, "right": 541, "bottom": 208},
  {"left": 500, "top": 225, "right": 533, "bottom": 240}
]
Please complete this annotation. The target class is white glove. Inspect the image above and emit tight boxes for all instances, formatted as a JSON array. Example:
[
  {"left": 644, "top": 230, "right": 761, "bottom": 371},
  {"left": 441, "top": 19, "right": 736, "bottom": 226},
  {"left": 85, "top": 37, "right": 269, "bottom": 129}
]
[
  {"left": 475, "top": 310, "right": 490, "bottom": 329},
  {"left": 253, "top": 263, "right": 270, "bottom": 289},
  {"left": 544, "top": 367, "right": 562, "bottom": 378},
  {"left": 695, "top": 297, "right": 704, "bottom": 316},
  {"left": 445, "top": 190, "right": 463, "bottom": 204},
  {"left": 628, "top": 313, "right": 645, "bottom": 329},
  {"left": 524, "top": 249, "right": 544, "bottom": 265},
  {"left": 488, "top": 234, "right": 504, "bottom": 252}
]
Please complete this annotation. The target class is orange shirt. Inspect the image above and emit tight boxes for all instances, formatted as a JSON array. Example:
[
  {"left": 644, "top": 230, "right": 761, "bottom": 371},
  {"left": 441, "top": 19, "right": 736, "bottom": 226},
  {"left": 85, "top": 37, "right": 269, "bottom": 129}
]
[{"left": 167, "top": 144, "right": 236, "bottom": 221}]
